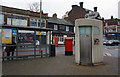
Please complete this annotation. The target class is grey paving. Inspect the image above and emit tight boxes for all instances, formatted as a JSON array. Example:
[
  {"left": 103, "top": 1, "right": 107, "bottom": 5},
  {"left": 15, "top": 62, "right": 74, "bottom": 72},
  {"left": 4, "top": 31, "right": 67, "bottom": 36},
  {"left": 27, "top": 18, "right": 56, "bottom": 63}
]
[
  {"left": 2, "top": 46, "right": 119, "bottom": 75},
  {"left": 2, "top": 54, "right": 118, "bottom": 75}
]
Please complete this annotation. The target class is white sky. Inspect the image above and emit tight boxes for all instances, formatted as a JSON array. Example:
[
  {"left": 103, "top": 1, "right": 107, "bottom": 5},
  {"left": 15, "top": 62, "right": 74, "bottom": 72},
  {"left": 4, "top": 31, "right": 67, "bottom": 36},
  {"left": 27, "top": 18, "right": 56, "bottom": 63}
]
[{"left": 0, "top": 0, "right": 119, "bottom": 19}]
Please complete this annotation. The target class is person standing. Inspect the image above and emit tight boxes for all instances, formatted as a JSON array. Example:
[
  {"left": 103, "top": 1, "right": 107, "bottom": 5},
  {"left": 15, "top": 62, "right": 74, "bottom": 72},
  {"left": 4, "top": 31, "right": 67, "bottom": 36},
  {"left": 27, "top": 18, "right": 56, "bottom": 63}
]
[{"left": 5, "top": 41, "right": 16, "bottom": 60}]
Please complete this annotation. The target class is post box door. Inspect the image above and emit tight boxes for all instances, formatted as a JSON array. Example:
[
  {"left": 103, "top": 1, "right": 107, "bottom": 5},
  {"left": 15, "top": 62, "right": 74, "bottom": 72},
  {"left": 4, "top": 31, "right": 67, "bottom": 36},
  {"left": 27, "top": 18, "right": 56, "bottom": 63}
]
[{"left": 79, "top": 26, "right": 92, "bottom": 65}]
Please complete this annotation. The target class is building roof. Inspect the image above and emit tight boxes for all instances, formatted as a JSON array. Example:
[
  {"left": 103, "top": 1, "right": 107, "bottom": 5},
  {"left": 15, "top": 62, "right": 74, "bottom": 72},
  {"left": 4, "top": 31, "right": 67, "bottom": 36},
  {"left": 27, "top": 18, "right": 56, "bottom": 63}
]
[
  {"left": 52, "top": 30, "right": 74, "bottom": 35},
  {"left": 48, "top": 17, "right": 74, "bottom": 26},
  {"left": 84, "top": 8, "right": 93, "bottom": 13},
  {"left": 2, "top": 25, "right": 54, "bottom": 31},
  {"left": 0, "top": 5, "right": 48, "bottom": 18}
]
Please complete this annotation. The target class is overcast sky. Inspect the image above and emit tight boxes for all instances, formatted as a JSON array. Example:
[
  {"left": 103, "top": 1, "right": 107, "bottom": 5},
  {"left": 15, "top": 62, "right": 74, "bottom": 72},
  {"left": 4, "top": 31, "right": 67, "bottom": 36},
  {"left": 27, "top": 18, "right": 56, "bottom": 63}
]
[{"left": 0, "top": 0, "right": 119, "bottom": 19}]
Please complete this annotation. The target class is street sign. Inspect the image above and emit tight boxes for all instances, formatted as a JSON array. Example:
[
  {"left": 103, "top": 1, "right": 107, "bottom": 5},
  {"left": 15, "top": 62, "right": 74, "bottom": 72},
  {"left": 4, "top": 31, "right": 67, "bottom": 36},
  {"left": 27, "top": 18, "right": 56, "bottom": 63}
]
[
  {"left": 12, "top": 30, "right": 17, "bottom": 35},
  {"left": 36, "top": 31, "right": 46, "bottom": 35}
]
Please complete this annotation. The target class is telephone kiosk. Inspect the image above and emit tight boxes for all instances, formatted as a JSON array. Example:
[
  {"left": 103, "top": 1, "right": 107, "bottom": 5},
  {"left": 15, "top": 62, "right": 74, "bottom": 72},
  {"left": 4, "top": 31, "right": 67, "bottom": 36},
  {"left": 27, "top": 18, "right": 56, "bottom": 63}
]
[{"left": 75, "top": 19, "right": 103, "bottom": 65}]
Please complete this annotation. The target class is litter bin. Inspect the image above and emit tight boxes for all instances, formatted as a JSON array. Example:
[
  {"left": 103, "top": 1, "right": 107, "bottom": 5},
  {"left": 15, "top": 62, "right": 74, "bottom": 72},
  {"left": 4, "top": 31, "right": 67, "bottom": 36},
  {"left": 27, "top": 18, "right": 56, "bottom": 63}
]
[
  {"left": 65, "top": 39, "right": 73, "bottom": 56},
  {"left": 50, "top": 44, "right": 56, "bottom": 57}
]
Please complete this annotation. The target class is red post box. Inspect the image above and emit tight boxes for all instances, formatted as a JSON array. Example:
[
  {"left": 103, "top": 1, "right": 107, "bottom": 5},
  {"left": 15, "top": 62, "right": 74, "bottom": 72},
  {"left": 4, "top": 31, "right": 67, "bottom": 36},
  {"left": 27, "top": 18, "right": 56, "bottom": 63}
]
[{"left": 65, "top": 38, "right": 73, "bottom": 55}]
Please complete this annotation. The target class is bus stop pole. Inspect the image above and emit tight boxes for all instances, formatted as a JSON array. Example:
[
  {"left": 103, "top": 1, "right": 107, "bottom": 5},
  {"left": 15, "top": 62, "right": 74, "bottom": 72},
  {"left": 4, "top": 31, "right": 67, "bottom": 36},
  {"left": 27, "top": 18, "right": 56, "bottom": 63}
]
[
  {"left": 48, "top": 31, "right": 51, "bottom": 57},
  {"left": 34, "top": 30, "right": 36, "bottom": 58},
  {"left": 45, "top": 31, "right": 48, "bottom": 56},
  {"left": 16, "top": 28, "right": 19, "bottom": 59},
  {"left": 39, "top": 0, "right": 42, "bottom": 58}
]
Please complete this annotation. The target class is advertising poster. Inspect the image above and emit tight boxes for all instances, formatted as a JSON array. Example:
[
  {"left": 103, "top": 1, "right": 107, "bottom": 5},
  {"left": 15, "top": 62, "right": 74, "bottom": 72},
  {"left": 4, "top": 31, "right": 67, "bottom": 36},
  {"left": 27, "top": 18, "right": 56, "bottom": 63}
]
[{"left": 2, "top": 29, "right": 12, "bottom": 44}]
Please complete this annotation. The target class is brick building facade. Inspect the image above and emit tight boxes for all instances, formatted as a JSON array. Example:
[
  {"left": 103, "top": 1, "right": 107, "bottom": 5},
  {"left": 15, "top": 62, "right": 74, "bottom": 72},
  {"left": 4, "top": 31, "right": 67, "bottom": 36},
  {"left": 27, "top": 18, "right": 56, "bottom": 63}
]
[
  {"left": 67, "top": 2, "right": 87, "bottom": 22},
  {"left": 103, "top": 16, "right": 120, "bottom": 33},
  {"left": 103, "top": 16, "right": 120, "bottom": 40},
  {"left": 63, "top": 2, "right": 101, "bottom": 23}
]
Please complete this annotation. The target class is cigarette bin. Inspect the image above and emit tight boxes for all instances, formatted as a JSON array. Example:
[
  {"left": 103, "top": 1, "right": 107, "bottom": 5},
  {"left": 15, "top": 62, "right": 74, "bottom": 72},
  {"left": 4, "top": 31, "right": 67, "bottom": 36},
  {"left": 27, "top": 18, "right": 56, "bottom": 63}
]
[{"left": 65, "top": 38, "right": 73, "bottom": 55}]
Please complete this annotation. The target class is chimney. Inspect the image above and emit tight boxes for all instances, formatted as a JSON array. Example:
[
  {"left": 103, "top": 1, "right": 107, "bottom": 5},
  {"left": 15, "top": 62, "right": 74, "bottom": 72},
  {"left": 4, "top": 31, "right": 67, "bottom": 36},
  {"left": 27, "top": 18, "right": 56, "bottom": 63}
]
[
  {"left": 52, "top": 13, "right": 57, "bottom": 19},
  {"left": 72, "top": 5, "right": 78, "bottom": 8},
  {"left": 111, "top": 16, "right": 113, "bottom": 19},
  {"left": 79, "top": 2, "right": 83, "bottom": 8},
  {"left": 94, "top": 7, "right": 97, "bottom": 12},
  {"left": 102, "top": 17, "right": 105, "bottom": 22}
]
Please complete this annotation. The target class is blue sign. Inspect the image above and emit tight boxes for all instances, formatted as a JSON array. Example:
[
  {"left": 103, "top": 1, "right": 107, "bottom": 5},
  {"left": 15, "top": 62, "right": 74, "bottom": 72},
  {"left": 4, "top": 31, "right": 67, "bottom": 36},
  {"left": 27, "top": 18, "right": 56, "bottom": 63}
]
[
  {"left": 105, "top": 33, "right": 120, "bottom": 36},
  {"left": 12, "top": 30, "right": 17, "bottom": 33}
]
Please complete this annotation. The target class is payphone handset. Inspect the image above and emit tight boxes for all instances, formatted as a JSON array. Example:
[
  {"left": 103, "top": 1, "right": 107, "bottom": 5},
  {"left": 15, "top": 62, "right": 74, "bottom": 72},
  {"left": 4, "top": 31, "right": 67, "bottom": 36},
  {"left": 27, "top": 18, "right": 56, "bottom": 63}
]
[{"left": 94, "top": 38, "right": 99, "bottom": 45}]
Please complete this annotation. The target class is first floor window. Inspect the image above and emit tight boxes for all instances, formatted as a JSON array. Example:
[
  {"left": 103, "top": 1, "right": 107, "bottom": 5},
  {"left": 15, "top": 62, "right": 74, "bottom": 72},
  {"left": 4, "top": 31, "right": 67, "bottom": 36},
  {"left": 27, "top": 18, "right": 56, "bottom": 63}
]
[
  {"left": 54, "top": 25, "right": 58, "bottom": 30},
  {"left": 66, "top": 26, "right": 69, "bottom": 31}
]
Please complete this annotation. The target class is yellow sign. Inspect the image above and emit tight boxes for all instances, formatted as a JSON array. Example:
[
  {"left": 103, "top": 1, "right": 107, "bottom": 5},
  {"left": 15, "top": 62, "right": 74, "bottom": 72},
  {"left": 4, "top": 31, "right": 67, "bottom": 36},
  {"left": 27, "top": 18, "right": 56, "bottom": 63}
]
[
  {"left": 38, "top": 32, "right": 42, "bottom": 35},
  {"left": 2, "top": 29, "right": 12, "bottom": 44}
]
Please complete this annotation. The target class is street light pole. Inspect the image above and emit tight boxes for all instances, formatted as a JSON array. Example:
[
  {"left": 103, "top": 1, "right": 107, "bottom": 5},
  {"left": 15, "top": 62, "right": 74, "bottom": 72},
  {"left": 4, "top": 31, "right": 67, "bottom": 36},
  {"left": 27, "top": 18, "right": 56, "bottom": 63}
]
[
  {"left": 40, "top": 0, "right": 42, "bottom": 28},
  {"left": 39, "top": 0, "right": 42, "bottom": 54}
]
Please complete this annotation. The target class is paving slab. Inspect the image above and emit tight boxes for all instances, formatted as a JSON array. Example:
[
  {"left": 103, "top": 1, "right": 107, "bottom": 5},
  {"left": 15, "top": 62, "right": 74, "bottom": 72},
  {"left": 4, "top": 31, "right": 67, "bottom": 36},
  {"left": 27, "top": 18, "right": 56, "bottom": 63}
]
[{"left": 2, "top": 54, "right": 119, "bottom": 75}]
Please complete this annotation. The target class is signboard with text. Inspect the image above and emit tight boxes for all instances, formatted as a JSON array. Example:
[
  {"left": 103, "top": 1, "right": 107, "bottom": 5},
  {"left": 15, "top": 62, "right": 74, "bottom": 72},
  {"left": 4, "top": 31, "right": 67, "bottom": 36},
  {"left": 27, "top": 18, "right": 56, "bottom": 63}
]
[{"left": 2, "top": 29, "right": 12, "bottom": 44}]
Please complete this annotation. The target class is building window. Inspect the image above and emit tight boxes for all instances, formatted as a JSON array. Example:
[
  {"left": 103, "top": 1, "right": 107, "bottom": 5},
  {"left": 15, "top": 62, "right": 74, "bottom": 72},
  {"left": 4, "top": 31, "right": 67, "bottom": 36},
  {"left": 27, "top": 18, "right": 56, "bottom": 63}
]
[
  {"left": 7, "top": 18, "right": 12, "bottom": 25},
  {"left": 118, "top": 21, "right": 120, "bottom": 26},
  {"left": 30, "top": 18, "right": 46, "bottom": 28},
  {"left": 59, "top": 25, "right": 65, "bottom": 31},
  {"left": 66, "top": 26, "right": 69, "bottom": 31},
  {"left": 58, "top": 36, "right": 63, "bottom": 42},
  {"left": 54, "top": 25, "right": 58, "bottom": 30},
  {"left": 7, "top": 15, "right": 27, "bottom": 26},
  {"left": 105, "top": 23, "right": 108, "bottom": 26},
  {"left": 30, "top": 18, "right": 37, "bottom": 26},
  {"left": 0, "top": 14, "right": 4, "bottom": 24},
  {"left": 41, "top": 19, "right": 46, "bottom": 28},
  {"left": 118, "top": 29, "right": 120, "bottom": 32}
]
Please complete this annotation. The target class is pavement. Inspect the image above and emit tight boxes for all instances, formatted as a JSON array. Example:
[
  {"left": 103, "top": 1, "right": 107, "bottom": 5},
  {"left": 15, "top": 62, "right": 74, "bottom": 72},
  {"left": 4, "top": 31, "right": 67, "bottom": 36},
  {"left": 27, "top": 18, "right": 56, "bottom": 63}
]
[
  {"left": 0, "top": 46, "right": 2, "bottom": 77},
  {"left": 2, "top": 48, "right": 119, "bottom": 75}
]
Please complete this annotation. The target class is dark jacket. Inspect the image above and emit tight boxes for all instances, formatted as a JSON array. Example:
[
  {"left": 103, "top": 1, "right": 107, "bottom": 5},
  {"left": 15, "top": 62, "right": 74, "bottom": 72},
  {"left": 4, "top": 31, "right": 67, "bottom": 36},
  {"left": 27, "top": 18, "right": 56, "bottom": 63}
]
[
  {"left": 10, "top": 42, "right": 16, "bottom": 52},
  {"left": 5, "top": 42, "right": 16, "bottom": 52}
]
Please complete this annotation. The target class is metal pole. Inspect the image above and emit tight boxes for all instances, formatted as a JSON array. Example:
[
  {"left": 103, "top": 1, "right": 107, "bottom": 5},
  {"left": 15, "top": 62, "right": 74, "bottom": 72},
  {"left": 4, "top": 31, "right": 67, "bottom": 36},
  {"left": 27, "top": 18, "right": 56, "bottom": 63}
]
[
  {"left": 16, "top": 29, "right": 19, "bottom": 59},
  {"left": 34, "top": 30, "right": 36, "bottom": 58},
  {"left": 45, "top": 31, "right": 48, "bottom": 57},
  {"left": 39, "top": 0, "right": 42, "bottom": 57},
  {"left": 40, "top": 0, "right": 42, "bottom": 28},
  {"left": 116, "top": 25, "right": 117, "bottom": 32}
]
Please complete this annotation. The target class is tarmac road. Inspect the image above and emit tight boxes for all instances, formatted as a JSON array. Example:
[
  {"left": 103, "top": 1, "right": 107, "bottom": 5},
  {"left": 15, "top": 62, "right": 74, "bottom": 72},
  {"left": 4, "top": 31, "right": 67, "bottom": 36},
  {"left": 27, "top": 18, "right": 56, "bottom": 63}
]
[{"left": 103, "top": 45, "right": 119, "bottom": 58}]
